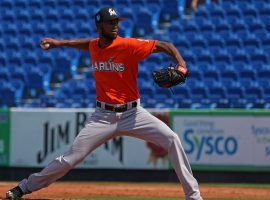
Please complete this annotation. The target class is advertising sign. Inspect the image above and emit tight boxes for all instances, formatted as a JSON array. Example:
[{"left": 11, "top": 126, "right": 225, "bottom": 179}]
[
  {"left": 170, "top": 110, "right": 270, "bottom": 171},
  {"left": 10, "top": 108, "right": 170, "bottom": 169},
  {"left": 0, "top": 109, "right": 10, "bottom": 166}
]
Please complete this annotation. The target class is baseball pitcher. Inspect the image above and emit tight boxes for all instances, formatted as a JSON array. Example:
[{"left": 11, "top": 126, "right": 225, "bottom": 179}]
[{"left": 6, "top": 7, "right": 202, "bottom": 200}]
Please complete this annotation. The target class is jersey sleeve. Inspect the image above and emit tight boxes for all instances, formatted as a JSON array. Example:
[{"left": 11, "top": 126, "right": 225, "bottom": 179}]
[
  {"left": 89, "top": 38, "right": 97, "bottom": 53},
  {"left": 127, "top": 38, "right": 156, "bottom": 61}
]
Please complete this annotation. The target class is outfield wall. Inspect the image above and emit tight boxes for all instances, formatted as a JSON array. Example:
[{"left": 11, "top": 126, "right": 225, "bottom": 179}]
[{"left": 1, "top": 108, "right": 270, "bottom": 173}]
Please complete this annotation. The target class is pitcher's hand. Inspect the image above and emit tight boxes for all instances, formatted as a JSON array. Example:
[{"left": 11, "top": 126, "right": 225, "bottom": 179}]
[{"left": 40, "top": 38, "right": 61, "bottom": 50}]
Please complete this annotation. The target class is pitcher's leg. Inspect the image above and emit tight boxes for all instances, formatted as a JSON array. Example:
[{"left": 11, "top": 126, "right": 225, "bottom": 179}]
[
  {"left": 19, "top": 155, "right": 72, "bottom": 194},
  {"left": 119, "top": 107, "right": 202, "bottom": 200},
  {"left": 18, "top": 110, "right": 117, "bottom": 194}
]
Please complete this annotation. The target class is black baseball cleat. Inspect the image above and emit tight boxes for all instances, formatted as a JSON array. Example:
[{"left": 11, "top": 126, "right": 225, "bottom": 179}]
[{"left": 6, "top": 186, "right": 24, "bottom": 199}]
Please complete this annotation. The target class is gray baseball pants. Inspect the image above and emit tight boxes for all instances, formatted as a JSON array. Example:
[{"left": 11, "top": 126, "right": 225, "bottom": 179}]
[{"left": 19, "top": 105, "right": 202, "bottom": 200}]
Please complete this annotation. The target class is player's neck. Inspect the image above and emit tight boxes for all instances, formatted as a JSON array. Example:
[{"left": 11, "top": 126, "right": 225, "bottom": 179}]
[{"left": 98, "top": 37, "right": 114, "bottom": 48}]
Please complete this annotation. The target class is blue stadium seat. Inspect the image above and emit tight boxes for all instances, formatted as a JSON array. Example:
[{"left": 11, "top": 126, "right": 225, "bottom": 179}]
[
  {"left": 244, "top": 86, "right": 263, "bottom": 102},
  {"left": 42, "top": 0, "right": 57, "bottom": 9},
  {"left": 115, "top": 0, "right": 130, "bottom": 7},
  {"left": 19, "top": 23, "right": 32, "bottom": 36},
  {"left": 0, "top": 86, "right": 17, "bottom": 107},
  {"left": 225, "top": 35, "right": 242, "bottom": 54},
  {"left": 28, "top": 0, "right": 41, "bottom": 9},
  {"left": 173, "top": 86, "right": 190, "bottom": 99},
  {"left": 16, "top": 9, "right": 30, "bottom": 24},
  {"left": 6, "top": 40, "right": 19, "bottom": 51},
  {"left": 140, "top": 88, "right": 154, "bottom": 100},
  {"left": 257, "top": 68, "right": 270, "bottom": 82},
  {"left": 55, "top": 102, "right": 72, "bottom": 108},
  {"left": 208, "top": 4, "right": 225, "bottom": 19},
  {"left": 177, "top": 99, "right": 192, "bottom": 108},
  {"left": 159, "top": 0, "right": 180, "bottom": 24},
  {"left": 249, "top": 99, "right": 266, "bottom": 109},
  {"left": 10, "top": 78, "right": 24, "bottom": 100},
  {"left": 197, "top": 19, "right": 214, "bottom": 38},
  {"left": 8, "top": 53, "right": 22, "bottom": 66},
  {"left": 32, "top": 23, "right": 47, "bottom": 35},
  {"left": 121, "top": 7, "right": 136, "bottom": 22},
  {"left": 62, "top": 23, "right": 76, "bottom": 37},
  {"left": 138, "top": 71, "right": 149, "bottom": 81},
  {"left": 196, "top": 51, "right": 213, "bottom": 66},
  {"left": 0, "top": 0, "right": 13, "bottom": 10},
  {"left": 220, "top": 68, "right": 238, "bottom": 82},
  {"left": 203, "top": 68, "right": 219, "bottom": 82},
  {"left": 4, "top": 23, "right": 17, "bottom": 36},
  {"left": 188, "top": 69, "right": 202, "bottom": 81},
  {"left": 253, "top": 29, "right": 268, "bottom": 41},
  {"left": 11, "top": 68, "right": 27, "bottom": 83},
  {"left": 39, "top": 94, "right": 54, "bottom": 107},
  {"left": 84, "top": 98, "right": 95, "bottom": 108},
  {"left": 70, "top": 0, "right": 86, "bottom": 10},
  {"left": 50, "top": 57, "right": 72, "bottom": 86},
  {"left": 184, "top": 20, "right": 199, "bottom": 34},
  {"left": 213, "top": 50, "right": 231, "bottom": 65},
  {"left": 73, "top": 84, "right": 88, "bottom": 99},
  {"left": 30, "top": 9, "right": 44, "bottom": 22},
  {"left": 1, "top": 9, "right": 15, "bottom": 23},
  {"left": 23, "top": 53, "right": 38, "bottom": 65},
  {"left": 119, "top": 18, "right": 134, "bottom": 37},
  {"left": 0, "top": 54, "right": 6, "bottom": 67},
  {"left": 254, "top": 1, "right": 269, "bottom": 10},
  {"left": 231, "top": 19, "right": 247, "bottom": 34},
  {"left": 250, "top": 49, "right": 268, "bottom": 66},
  {"left": 207, "top": 35, "right": 224, "bottom": 49},
  {"left": 74, "top": 9, "right": 90, "bottom": 22},
  {"left": 44, "top": 9, "right": 58, "bottom": 21},
  {"left": 259, "top": 5, "right": 270, "bottom": 20},
  {"left": 190, "top": 35, "right": 207, "bottom": 54},
  {"left": 239, "top": 68, "right": 257, "bottom": 82},
  {"left": 147, "top": 3, "right": 161, "bottom": 28},
  {"left": 168, "top": 20, "right": 183, "bottom": 34},
  {"left": 223, "top": 3, "right": 240, "bottom": 18},
  {"left": 145, "top": 54, "right": 163, "bottom": 66},
  {"left": 57, "top": 0, "right": 72, "bottom": 9},
  {"left": 195, "top": 5, "right": 209, "bottom": 19},
  {"left": 174, "top": 36, "right": 190, "bottom": 51},
  {"left": 21, "top": 99, "right": 43, "bottom": 108},
  {"left": 242, "top": 4, "right": 258, "bottom": 21},
  {"left": 208, "top": 85, "right": 226, "bottom": 101},
  {"left": 0, "top": 68, "right": 9, "bottom": 81},
  {"left": 229, "top": 98, "right": 247, "bottom": 109},
  {"left": 181, "top": 50, "right": 196, "bottom": 65},
  {"left": 243, "top": 35, "right": 261, "bottom": 52},
  {"left": 76, "top": 51, "right": 91, "bottom": 74},
  {"left": 85, "top": 0, "right": 99, "bottom": 7},
  {"left": 61, "top": 9, "right": 74, "bottom": 21},
  {"left": 27, "top": 69, "right": 45, "bottom": 89},
  {"left": 231, "top": 50, "right": 249, "bottom": 65},
  {"left": 39, "top": 64, "right": 52, "bottom": 91},
  {"left": 258, "top": 79, "right": 270, "bottom": 89},
  {"left": 130, "top": 0, "right": 145, "bottom": 11},
  {"left": 190, "top": 86, "right": 207, "bottom": 100},
  {"left": 226, "top": 85, "right": 244, "bottom": 100},
  {"left": 46, "top": 23, "right": 62, "bottom": 37},
  {"left": 263, "top": 88, "right": 270, "bottom": 103},
  {"left": 133, "top": 10, "right": 153, "bottom": 37},
  {"left": 261, "top": 37, "right": 270, "bottom": 54}
]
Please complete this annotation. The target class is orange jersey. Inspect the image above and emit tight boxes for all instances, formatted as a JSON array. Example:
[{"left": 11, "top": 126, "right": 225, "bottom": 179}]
[{"left": 89, "top": 36, "right": 156, "bottom": 104}]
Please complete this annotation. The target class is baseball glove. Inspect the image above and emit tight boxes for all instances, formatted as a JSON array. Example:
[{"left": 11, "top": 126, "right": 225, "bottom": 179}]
[{"left": 152, "top": 65, "right": 188, "bottom": 88}]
